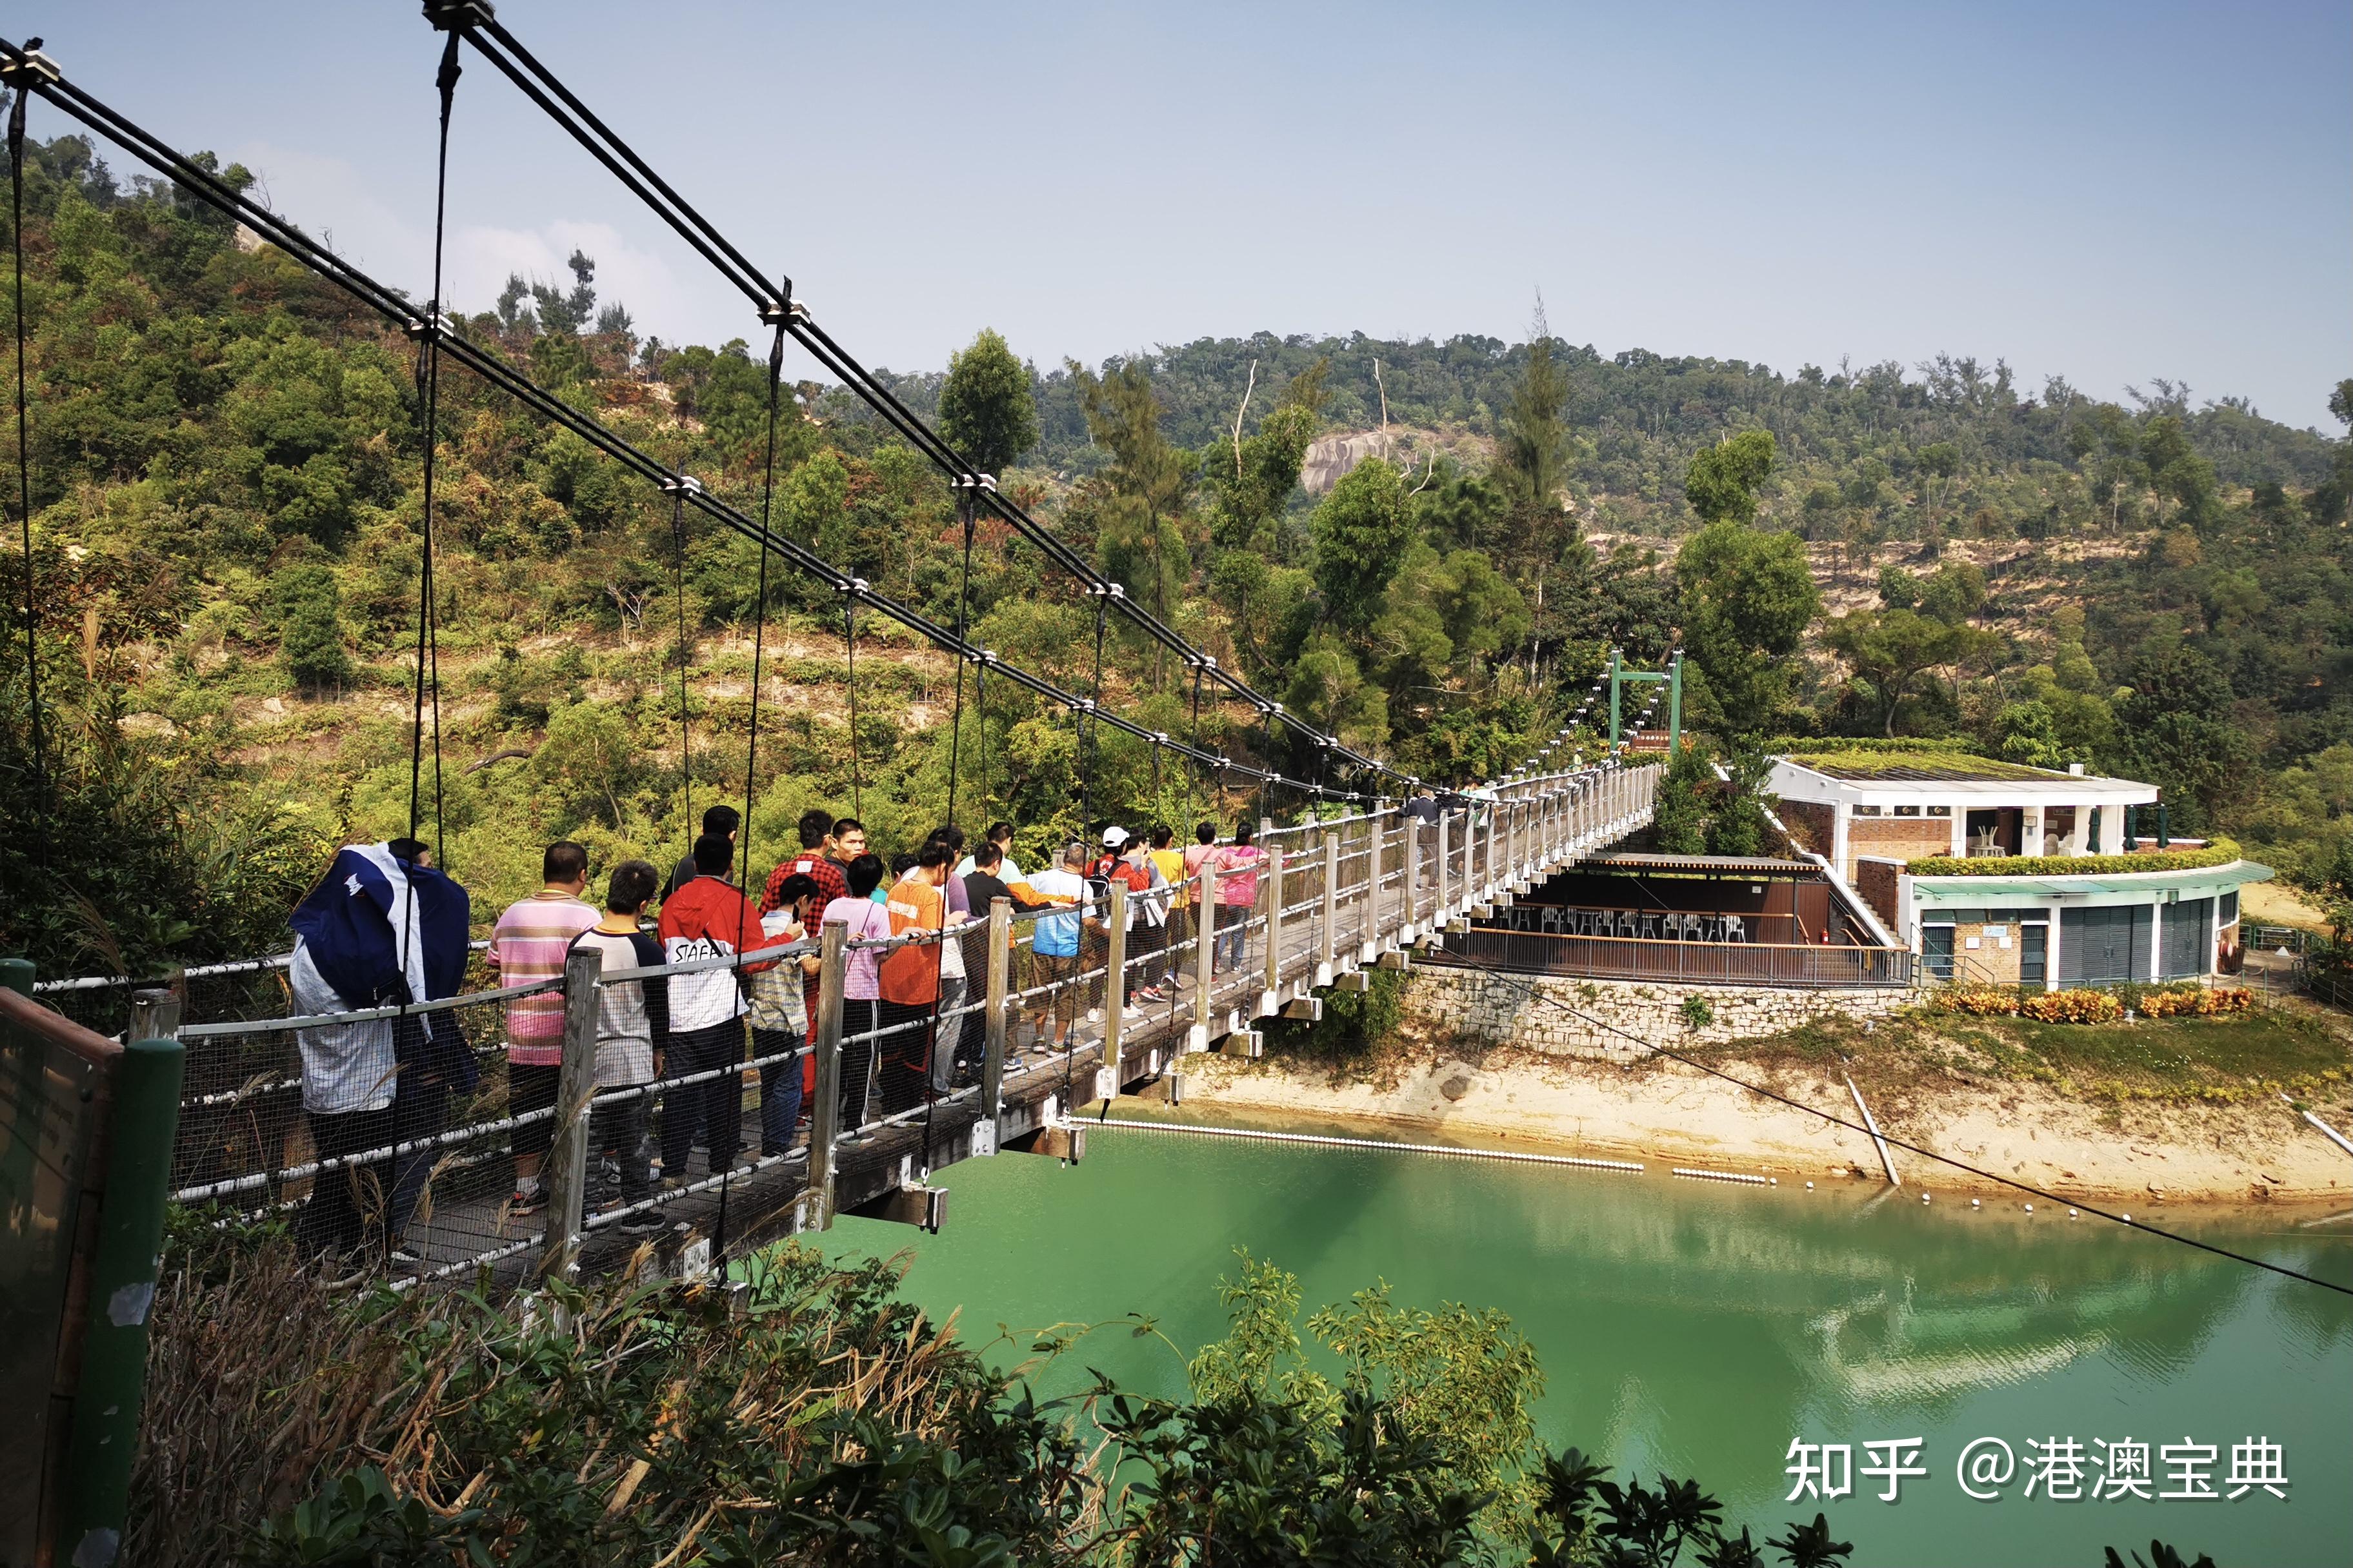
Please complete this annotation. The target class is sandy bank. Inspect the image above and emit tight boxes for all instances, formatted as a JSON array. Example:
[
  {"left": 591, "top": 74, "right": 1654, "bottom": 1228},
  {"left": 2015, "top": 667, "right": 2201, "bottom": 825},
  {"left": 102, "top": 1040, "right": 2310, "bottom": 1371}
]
[{"left": 1169, "top": 1046, "right": 2353, "bottom": 1209}]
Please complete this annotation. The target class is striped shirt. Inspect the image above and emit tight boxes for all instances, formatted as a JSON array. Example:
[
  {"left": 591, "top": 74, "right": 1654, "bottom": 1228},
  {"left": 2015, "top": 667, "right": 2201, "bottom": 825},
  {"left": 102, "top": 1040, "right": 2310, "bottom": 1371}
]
[{"left": 487, "top": 889, "right": 600, "bottom": 1067}]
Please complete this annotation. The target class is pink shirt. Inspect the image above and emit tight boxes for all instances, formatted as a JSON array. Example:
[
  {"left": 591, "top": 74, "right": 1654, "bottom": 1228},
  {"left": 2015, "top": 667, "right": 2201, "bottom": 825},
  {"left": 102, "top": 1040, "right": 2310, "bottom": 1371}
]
[
  {"left": 1212, "top": 845, "right": 1267, "bottom": 908},
  {"left": 822, "top": 895, "right": 892, "bottom": 1001},
  {"left": 488, "top": 889, "right": 600, "bottom": 1066}
]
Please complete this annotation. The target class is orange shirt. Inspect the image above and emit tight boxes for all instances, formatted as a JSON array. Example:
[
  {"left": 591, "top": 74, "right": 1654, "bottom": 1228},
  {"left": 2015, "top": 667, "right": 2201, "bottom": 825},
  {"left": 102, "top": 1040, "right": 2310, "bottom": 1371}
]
[{"left": 878, "top": 874, "right": 945, "bottom": 1006}]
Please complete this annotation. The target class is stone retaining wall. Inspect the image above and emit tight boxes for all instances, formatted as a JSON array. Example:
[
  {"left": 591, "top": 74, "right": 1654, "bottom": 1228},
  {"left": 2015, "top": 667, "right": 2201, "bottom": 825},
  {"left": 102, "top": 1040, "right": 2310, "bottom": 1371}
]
[{"left": 1404, "top": 966, "right": 1912, "bottom": 1057}]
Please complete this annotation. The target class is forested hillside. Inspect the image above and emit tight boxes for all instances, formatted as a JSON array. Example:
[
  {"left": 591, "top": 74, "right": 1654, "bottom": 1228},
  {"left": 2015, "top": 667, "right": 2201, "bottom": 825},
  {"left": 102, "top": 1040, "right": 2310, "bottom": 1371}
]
[{"left": 4, "top": 119, "right": 2349, "bottom": 975}]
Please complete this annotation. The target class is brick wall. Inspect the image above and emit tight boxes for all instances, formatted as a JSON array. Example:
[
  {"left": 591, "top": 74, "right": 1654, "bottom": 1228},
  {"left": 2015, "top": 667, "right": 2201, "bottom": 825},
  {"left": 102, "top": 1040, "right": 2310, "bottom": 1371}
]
[
  {"left": 1403, "top": 969, "right": 1912, "bottom": 1058},
  {"left": 1951, "top": 920, "right": 2023, "bottom": 984},
  {"left": 1780, "top": 799, "right": 1834, "bottom": 856},
  {"left": 1853, "top": 857, "right": 1902, "bottom": 929},
  {"left": 1847, "top": 817, "right": 1953, "bottom": 874}
]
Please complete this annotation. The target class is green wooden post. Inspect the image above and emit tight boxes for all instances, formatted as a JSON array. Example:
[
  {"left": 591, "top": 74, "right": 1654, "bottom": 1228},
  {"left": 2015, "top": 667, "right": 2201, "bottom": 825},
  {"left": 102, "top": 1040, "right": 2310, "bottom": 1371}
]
[
  {"left": 58, "top": 1033, "right": 185, "bottom": 1568},
  {"left": 1608, "top": 647, "right": 1623, "bottom": 749},
  {"left": 1667, "top": 652, "right": 1683, "bottom": 753}
]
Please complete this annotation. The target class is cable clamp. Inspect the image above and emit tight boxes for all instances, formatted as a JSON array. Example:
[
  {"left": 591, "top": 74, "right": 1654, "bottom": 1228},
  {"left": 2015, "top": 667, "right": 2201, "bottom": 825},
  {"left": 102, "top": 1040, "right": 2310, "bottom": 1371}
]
[
  {"left": 836, "top": 577, "right": 868, "bottom": 597},
  {"left": 422, "top": 0, "right": 497, "bottom": 31},
  {"left": 1106, "top": 582, "right": 1126, "bottom": 599},
  {"left": 403, "top": 308, "right": 457, "bottom": 342},
  {"left": 1152, "top": 731, "right": 1168, "bottom": 745},
  {"left": 1, "top": 47, "right": 62, "bottom": 88},
  {"left": 1075, "top": 698, "right": 1097, "bottom": 715},
  {"left": 758, "top": 292, "right": 806, "bottom": 326},
  {"left": 661, "top": 474, "right": 705, "bottom": 496}
]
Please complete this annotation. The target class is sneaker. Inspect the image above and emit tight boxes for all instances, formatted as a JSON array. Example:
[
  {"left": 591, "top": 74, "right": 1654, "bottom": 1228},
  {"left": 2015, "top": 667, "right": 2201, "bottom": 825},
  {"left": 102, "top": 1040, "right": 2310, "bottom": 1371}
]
[
  {"left": 618, "top": 1210, "right": 665, "bottom": 1235},
  {"left": 508, "top": 1183, "right": 547, "bottom": 1215}
]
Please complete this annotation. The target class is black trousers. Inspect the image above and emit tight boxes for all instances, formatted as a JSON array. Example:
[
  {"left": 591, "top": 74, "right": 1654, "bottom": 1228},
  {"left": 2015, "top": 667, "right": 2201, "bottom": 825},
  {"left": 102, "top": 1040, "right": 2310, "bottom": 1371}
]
[
  {"left": 385, "top": 1076, "right": 448, "bottom": 1243},
  {"left": 659, "top": 1020, "right": 745, "bottom": 1176},
  {"left": 875, "top": 998, "right": 935, "bottom": 1117},
  {"left": 839, "top": 998, "right": 880, "bottom": 1132},
  {"left": 297, "top": 1106, "right": 395, "bottom": 1259}
]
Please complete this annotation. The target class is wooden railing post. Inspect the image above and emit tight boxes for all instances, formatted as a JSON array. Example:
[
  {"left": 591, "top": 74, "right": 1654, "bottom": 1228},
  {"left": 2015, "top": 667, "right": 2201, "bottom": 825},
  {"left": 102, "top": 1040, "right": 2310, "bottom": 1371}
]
[
  {"left": 1436, "top": 809, "right": 1450, "bottom": 918},
  {"left": 539, "top": 941, "right": 603, "bottom": 1282},
  {"left": 1103, "top": 879, "right": 1130, "bottom": 1064},
  {"left": 1319, "top": 828, "right": 1339, "bottom": 984},
  {"left": 1259, "top": 839, "right": 1284, "bottom": 1014},
  {"left": 1190, "top": 861, "right": 1216, "bottom": 1051},
  {"left": 981, "top": 897, "right": 1010, "bottom": 1129},
  {"left": 808, "top": 919, "right": 846, "bottom": 1229}
]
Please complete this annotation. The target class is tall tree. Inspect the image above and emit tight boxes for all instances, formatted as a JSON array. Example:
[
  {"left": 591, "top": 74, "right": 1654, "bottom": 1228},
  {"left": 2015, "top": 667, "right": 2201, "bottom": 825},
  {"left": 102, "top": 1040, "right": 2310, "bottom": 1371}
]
[
  {"left": 937, "top": 328, "right": 1039, "bottom": 478},
  {"left": 1684, "top": 430, "right": 1777, "bottom": 526},
  {"left": 1674, "top": 521, "right": 1819, "bottom": 735},
  {"left": 1498, "top": 298, "right": 1570, "bottom": 513},
  {"left": 1824, "top": 606, "right": 1988, "bottom": 735},
  {"left": 1311, "top": 457, "right": 1414, "bottom": 632},
  {"left": 1072, "top": 361, "right": 1195, "bottom": 688}
]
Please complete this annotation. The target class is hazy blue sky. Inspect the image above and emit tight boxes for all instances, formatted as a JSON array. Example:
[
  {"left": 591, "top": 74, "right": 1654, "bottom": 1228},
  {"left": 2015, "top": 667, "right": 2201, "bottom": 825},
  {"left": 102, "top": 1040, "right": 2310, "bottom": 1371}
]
[{"left": 25, "top": 1, "right": 2351, "bottom": 427}]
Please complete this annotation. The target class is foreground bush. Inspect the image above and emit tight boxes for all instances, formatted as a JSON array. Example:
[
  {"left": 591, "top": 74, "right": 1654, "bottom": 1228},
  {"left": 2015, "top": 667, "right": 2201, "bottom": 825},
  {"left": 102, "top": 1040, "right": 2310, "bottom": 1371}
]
[
  {"left": 135, "top": 1225, "right": 1095, "bottom": 1566},
  {"left": 135, "top": 1226, "right": 2216, "bottom": 1564}
]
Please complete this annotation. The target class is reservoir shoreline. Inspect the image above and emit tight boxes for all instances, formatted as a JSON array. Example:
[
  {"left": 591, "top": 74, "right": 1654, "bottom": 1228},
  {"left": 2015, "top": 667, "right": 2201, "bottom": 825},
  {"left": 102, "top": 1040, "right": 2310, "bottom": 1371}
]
[{"left": 1163, "top": 1044, "right": 2353, "bottom": 1209}]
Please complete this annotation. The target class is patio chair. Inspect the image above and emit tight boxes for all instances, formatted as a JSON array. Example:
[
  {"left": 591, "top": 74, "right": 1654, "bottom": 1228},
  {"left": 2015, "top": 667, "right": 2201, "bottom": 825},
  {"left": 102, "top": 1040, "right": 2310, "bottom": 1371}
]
[
  {"left": 1637, "top": 911, "right": 1661, "bottom": 941},
  {"left": 1723, "top": 913, "right": 1747, "bottom": 943}
]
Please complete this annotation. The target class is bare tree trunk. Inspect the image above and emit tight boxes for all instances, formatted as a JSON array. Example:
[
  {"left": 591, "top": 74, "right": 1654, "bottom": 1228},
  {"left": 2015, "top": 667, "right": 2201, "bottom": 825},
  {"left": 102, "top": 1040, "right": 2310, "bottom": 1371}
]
[{"left": 1231, "top": 360, "right": 1257, "bottom": 479}]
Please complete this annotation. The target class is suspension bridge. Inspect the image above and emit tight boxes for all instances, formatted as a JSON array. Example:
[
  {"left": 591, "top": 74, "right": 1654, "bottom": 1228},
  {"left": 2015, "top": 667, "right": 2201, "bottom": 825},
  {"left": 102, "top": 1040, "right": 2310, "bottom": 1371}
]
[{"left": 1, "top": 3, "right": 1676, "bottom": 1315}]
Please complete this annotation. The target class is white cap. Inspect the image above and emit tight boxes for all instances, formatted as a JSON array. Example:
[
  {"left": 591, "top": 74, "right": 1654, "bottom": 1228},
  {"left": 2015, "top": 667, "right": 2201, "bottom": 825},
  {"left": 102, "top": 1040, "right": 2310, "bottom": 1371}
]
[{"left": 1101, "top": 825, "right": 1130, "bottom": 848}]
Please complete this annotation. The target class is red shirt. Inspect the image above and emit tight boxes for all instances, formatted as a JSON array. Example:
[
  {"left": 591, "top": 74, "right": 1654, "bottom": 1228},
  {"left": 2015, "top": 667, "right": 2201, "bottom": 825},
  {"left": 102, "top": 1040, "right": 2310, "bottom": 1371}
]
[{"left": 657, "top": 875, "right": 790, "bottom": 1032}]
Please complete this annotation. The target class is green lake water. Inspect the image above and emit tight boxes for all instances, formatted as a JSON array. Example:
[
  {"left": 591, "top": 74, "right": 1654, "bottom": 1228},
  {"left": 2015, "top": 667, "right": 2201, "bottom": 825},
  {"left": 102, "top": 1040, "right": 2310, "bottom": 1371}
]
[{"left": 825, "top": 1113, "right": 2353, "bottom": 1568}]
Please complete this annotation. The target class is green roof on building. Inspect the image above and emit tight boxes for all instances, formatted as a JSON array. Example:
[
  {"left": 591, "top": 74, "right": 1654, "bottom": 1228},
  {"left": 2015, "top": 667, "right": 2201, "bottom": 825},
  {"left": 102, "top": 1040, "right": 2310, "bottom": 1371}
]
[{"left": 1781, "top": 751, "right": 2064, "bottom": 783}]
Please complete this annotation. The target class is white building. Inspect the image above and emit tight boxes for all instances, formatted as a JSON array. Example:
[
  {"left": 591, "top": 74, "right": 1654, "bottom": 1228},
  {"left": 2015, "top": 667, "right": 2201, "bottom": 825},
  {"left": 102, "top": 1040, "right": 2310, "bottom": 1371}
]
[{"left": 1766, "top": 751, "right": 2271, "bottom": 987}]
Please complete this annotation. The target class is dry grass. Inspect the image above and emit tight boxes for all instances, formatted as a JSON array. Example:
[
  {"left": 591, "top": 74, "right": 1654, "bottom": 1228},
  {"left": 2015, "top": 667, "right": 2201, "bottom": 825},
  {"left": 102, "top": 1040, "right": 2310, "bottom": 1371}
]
[{"left": 130, "top": 1221, "right": 1103, "bottom": 1565}]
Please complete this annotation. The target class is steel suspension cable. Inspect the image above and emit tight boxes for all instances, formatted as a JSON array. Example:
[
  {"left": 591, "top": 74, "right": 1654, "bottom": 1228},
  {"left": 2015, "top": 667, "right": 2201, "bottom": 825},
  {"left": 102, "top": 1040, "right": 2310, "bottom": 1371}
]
[
  {"left": 407, "top": 29, "right": 461, "bottom": 868},
  {"left": 920, "top": 487, "right": 983, "bottom": 1183},
  {"left": 843, "top": 590, "right": 863, "bottom": 819},
  {"left": 717, "top": 323, "right": 788, "bottom": 1267},
  {"left": 1083, "top": 592, "right": 1106, "bottom": 830},
  {"left": 424, "top": 13, "right": 1403, "bottom": 793},
  {"left": 668, "top": 481, "right": 692, "bottom": 855},
  {"left": 0, "top": 40, "right": 1396, "bottom": 807},
  {"left": 6, "top": 62, "right": 43, "bottom": 799}
]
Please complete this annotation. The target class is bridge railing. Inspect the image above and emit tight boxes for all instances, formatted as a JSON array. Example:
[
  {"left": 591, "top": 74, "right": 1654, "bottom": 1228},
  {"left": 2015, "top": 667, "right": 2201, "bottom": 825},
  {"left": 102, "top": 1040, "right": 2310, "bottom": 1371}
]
[{"left": 39, "top": 758, "right": 1660, "bottom": 1288}]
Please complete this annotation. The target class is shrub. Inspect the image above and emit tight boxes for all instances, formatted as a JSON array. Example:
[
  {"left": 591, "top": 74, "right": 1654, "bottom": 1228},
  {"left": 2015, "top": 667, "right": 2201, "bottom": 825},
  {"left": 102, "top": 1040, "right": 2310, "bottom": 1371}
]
[
  {"left": 2018, "top": 989, "right": 2127, "bottom": 1024},
  {"left": 1934, "top": 985, "right": 2019, "bottom": 1017},
  {"left": 269, "top": 561, "right": 352, "bottom": 691},
  {"left": 1679, "top": 993, "right": 1715, "bottom": 1029},
  {"left": 2138, "top": 984, "right": 2253, "bottom": 1018},
  {"left": 1908, "top": 839, "right": 2243, "bottom": 878}
]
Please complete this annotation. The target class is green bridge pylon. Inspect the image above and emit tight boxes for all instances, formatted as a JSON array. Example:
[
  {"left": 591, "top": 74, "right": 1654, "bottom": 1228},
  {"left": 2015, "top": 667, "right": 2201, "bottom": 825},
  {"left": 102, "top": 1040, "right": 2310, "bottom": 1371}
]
[{"left": 1607, "top": 648, "right": 1682, "bottom": 753}]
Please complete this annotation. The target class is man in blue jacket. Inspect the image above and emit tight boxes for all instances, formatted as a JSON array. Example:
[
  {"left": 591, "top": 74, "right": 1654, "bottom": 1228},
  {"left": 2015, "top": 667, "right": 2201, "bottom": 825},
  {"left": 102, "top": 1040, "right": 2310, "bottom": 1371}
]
[{"left": 286, "top": 839, "right": 474, "bottom": 1264}]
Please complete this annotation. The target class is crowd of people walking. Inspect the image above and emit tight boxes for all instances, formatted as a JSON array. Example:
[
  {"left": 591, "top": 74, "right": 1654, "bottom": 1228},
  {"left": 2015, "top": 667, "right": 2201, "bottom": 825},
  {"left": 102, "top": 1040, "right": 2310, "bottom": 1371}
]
[{"left": 287, "top": 805, "right": 1277, "bottom": 1267}]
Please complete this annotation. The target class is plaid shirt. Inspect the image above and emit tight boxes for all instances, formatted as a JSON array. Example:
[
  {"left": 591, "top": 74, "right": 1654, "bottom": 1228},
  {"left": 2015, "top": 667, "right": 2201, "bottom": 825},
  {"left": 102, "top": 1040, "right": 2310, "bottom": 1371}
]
[{"left": 765, "top": 851, "right": 848, "bottom": 914}]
